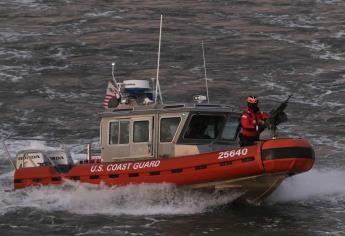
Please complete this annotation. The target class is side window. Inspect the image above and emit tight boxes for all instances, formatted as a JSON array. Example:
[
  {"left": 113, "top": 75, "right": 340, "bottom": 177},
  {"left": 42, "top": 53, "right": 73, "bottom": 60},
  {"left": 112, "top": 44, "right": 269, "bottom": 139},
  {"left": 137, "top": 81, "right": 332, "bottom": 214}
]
[
  {"left": 109, "top": 121, "right": 129, "bottom": 145},
  {"left": 160, "top": 117, "right": 181, "bottom": 142},
  {"left": 221, "top": 116, "right": 239, "bottom": 140},
  {"left": 133, "top": 121, "right": 149, "bottom": 142}
]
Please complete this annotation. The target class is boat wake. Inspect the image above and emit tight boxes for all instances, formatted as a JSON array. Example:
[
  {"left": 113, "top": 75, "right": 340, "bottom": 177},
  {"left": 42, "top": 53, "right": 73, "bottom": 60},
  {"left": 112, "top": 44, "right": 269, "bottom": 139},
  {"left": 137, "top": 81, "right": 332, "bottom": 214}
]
[
  {"left": 268, "top": 169, "right": 345, "bottom": 203},
  {"left": 0, "top": 175, "right": 241, "bottom": 216},
  {"left": 1, "top": 169, "right": 344, "bottom": 216}
]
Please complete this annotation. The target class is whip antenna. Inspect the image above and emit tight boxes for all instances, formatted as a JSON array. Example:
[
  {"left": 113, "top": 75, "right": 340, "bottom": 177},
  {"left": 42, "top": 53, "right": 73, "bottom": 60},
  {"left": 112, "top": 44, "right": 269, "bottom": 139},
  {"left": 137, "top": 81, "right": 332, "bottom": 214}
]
[
  {"left": 201, "top": 40, "right": 210, "bottom": 103},
  {"left": 111, "top": 62, "right": 118, "bottom": 88},
  {"left": 155, "top": 14, "right": 164, "bottom": 104}
]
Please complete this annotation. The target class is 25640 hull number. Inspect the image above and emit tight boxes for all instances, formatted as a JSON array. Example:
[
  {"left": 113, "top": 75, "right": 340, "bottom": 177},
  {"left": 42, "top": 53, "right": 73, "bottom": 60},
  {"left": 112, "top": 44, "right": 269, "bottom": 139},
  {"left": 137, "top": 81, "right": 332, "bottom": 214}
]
[{"left": 218, "top": 148, "right": 248, "bottom": 159}]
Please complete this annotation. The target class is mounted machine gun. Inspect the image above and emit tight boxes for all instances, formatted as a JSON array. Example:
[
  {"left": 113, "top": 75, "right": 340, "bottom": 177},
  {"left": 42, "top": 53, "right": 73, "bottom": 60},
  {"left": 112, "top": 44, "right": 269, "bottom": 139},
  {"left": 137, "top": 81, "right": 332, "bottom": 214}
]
[{"left": 266, "top": 95, "right": 292, "bottom": 138}]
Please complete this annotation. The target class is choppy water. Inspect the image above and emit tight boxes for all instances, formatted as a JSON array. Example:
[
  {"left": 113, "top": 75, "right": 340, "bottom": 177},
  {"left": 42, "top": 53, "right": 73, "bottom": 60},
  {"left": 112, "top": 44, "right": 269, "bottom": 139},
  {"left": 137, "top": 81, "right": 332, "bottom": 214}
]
[{"left": 0, "top": 0, "right": 345, "bottom": 235}]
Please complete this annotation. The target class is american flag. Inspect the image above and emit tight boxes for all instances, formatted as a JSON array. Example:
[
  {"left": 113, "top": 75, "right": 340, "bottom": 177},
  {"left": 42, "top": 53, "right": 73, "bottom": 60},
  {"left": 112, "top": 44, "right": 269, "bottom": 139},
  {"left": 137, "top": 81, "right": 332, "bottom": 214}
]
[{"left": 103, "top": 81, "right": 121, "bottom": 109}]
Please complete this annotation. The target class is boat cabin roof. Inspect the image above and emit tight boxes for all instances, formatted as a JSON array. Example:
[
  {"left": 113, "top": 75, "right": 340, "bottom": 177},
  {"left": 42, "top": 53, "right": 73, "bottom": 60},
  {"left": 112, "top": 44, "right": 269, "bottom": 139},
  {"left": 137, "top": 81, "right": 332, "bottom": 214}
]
[{"left": 100, "top": 103, "right": 238, "bottom": 117}]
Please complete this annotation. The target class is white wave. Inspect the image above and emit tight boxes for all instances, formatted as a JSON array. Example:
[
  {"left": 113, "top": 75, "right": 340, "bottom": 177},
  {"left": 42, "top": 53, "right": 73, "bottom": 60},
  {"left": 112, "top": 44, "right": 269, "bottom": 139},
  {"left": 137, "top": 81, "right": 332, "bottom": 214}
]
[
  {"left": 84, "top": 11, "right": 123, "bottom": 18},
  {"left": 319, "top": 51, "right": 345, "bottom": 61},
  {"left": 261, "top": 78, "right": 345, "bottom": 110},
  {"left": 0, "top": 72, "right": 23, "bottom": 82},
  {"left": 0, "top": 170, "right": 14, "bottom": 179},
  {"left": 293, "top": 92, "right": 345, "bottom": 110},
  {"left": 0, "top": 182, "right": 241, "bottom": 216},
  {"left": 190, "top": 66, "right": 203, "bottom": 74},
  {"left": 256, "top": 14, "right": 317, "bottom": 29},
  {"left": 269, "top": 34, "right": 345, "bottom": 61},
  {"left": 41, "top": 87, "right": 89, "bottom": 100},
  {"left": 0, "top": 65, "right": 30, "bottom": 82},
  {"left": 304, "top": 68, "right": 325, "bottom": 76},
  {"left": 268, "top": 169, "right": 345, "bottom": 203},
  {"left": 0, "top": 129, "right": 14, "bottom": 143},
  {"left": 0, "top": 31, "right": 41, "bottom": 43},
  {"left": 309, "top": 133, "right": 345, "bottom": 152},
  {"left": 50, "top": 48, "right": 69, "bottom": 60},
  {"left": 32, "top": 65, "right": 69, "bottom": 72},
  {"left": 305, "top": 40, "right": 345, "bottom": 61},
  {"left": 334, "top": 74, "right": 345, "bottom": 85},
  {"left": 259, "top": 80, "right": 290, "bottom": 94},
  {"left": 334, "top": 30, "right": 345, "bottom": 39},
  {"left": 0, "top": 48, "right": 32, "bottom": 59},
  {"left": 337, "top": 107, "right": 345, "bottom": 116},
  {"left": 269, "top": 33, "right": 296, "bottom": 44},
  {"left": 10, "top": 0, "right": 50, "bottom": 10},
  {"left": 317, "top": 0, "right": 345, "bottom": 5},
  {"left": 218, "top": 28, "right": 240, "bottom": 36}
]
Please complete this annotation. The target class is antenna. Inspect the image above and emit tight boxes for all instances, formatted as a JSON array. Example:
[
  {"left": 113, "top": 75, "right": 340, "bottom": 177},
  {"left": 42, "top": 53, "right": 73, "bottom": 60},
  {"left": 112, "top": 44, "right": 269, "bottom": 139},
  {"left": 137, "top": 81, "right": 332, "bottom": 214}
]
[
  {"left": 111, "top": 62, "right": 118, "bottom": 88},
  {"left": 155, "top": 14, "right": 164, "bottom": 104},
  {"left": 201, "top": 40, "right": 210, "bottom": 103}
]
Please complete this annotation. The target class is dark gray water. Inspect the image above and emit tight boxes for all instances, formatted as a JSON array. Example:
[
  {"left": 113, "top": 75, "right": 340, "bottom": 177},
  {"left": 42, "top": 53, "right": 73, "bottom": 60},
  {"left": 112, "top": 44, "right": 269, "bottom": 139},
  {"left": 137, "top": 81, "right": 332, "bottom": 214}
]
[{"left": 1, "top": 0, "right": 345, "bottom": 235}]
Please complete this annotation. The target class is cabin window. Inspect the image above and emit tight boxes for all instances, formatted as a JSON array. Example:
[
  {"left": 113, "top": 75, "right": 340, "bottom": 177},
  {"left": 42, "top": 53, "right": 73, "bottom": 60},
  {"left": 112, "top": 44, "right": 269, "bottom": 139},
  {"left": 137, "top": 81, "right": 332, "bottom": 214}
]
[
  {"left": 133, "top": 120, "right": 149, "bottom": 142},
  {"left": 109, "top": 120, "right": 129, "bottom": 144},
  {"left": 160, "top": 117, "right": 181, "bottom": 142},
  {"left": 184, "top": 115, "right": 225, "bottom": 139},
  {"left": 220, "top": 116, "right": 239, "bottom": 140},
  {"left": 109, "top": 122, "right": 119, "bottom": 144},
  {"left": 119, "top": 121, "right": 129, "bottom": 144}
]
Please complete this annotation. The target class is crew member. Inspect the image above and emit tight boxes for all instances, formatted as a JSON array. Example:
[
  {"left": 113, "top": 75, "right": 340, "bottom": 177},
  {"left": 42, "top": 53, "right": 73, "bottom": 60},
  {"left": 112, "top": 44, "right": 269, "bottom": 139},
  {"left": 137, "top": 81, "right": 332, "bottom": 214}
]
[{"left": 239, "top": 96, "right": 269, "bottom": 146}]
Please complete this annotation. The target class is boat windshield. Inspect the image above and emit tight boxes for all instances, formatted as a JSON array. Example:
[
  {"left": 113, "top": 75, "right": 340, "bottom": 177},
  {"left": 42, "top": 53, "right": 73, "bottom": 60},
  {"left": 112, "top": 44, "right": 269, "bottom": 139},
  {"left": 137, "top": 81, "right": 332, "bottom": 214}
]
[
  {"left": 220, "top": 116, "right": 240, "bottom": 140},
  {"left": 184, "top": 115, "right": 225, "bottom": 140}
]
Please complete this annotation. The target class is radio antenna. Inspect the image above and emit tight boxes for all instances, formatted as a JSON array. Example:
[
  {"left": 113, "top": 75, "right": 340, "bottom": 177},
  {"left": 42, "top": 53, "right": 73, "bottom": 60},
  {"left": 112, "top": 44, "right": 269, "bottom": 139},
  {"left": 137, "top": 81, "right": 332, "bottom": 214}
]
[
  {"left": 155, "top": 14, "right": 164, "bottom": 104},
  {"left": 111, "top": 62, "right": 118, "bottom": 88},
  {"left": 201, "top": 40, "right": 210, "bottom": 103}
]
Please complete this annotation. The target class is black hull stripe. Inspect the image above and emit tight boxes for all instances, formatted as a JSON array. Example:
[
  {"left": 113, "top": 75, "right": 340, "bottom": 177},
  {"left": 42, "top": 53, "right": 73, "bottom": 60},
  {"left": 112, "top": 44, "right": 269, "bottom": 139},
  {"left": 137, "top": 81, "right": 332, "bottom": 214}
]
[{"left": 262, "top": 147, "right": 315, "bottom": 160}]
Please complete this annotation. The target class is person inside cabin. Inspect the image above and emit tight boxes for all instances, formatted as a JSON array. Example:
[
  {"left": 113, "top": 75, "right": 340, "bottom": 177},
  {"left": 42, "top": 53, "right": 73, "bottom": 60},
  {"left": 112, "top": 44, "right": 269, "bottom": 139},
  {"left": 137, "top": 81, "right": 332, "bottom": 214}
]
[
  {"left": 185, "top": 119, "right": 211, "bottom": 139},
  {"left": 239, "top": 96, "right": 269, "bottom": 146}
]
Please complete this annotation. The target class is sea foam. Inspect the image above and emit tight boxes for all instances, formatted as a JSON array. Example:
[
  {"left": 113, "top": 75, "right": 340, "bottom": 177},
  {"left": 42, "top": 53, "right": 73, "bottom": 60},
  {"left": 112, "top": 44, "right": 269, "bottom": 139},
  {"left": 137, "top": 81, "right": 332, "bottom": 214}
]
[
  {"left": 268, "top": 169, "right": 345, "bottom": 203},
  {"left": 0, "top": 180, "right": 240, "bottom": 216}
]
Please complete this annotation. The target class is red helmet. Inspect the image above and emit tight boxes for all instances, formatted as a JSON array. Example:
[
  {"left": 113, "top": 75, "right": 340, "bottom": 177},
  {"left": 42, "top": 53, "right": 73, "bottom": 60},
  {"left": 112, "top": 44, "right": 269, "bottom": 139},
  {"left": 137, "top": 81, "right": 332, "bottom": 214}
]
[{"left": 247, "top": 96, "right": 258, "bottom": 104}]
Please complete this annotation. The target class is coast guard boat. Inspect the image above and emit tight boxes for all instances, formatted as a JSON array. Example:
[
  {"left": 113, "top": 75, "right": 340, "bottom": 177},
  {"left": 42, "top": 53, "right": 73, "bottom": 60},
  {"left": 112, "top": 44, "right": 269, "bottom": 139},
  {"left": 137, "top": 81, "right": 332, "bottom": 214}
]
[
  {"left": 7, "top": 16, "right": 314, "bottom": 204},
  {"left": 9, "top": 76, "right": 314, "bottom": 204}
]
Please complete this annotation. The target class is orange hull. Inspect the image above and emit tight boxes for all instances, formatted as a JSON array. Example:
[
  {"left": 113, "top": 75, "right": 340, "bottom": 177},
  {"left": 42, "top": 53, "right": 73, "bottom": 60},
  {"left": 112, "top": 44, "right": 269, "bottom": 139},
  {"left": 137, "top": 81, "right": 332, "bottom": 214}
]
[{"left": 14, "top": 138, "right": 314, "bottom": 190}]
